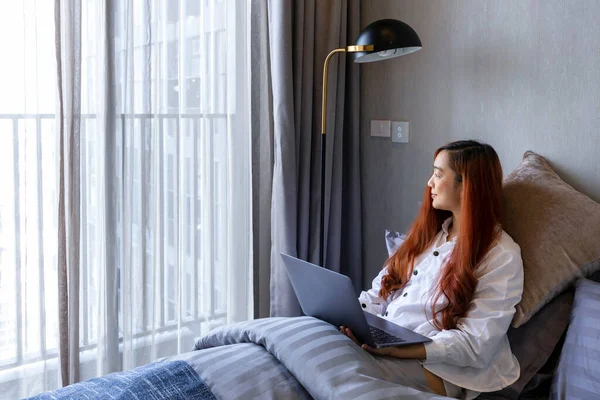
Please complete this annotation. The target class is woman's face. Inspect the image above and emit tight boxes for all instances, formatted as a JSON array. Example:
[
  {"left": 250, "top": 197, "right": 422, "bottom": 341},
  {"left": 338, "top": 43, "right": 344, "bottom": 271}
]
[{"left": 427, "top": 151, "right": 462, "bottom": 214}]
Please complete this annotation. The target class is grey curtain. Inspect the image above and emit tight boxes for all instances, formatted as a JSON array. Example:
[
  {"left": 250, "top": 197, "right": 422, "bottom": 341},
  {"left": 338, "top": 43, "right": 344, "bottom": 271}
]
[
  {"left": 54, "top": 0, "right": 82, "bottom": 385},
  {"left": 252, "top": 0, "right": 362, "bottom": 317}
]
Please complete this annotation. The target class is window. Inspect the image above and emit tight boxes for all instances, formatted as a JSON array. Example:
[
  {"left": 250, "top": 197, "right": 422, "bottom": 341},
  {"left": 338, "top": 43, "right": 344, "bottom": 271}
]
[{"left": 0, "top": 1, "right": 250, "bottom": 394}]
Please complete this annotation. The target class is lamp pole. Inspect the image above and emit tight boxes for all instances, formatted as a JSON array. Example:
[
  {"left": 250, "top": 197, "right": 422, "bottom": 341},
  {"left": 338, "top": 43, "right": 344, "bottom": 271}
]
[
  {"left": 320, "top": 45, "right": 373, "bottom": 267},
  {"left": 318, "top": 19, "right": 422, "bottom": 268}
]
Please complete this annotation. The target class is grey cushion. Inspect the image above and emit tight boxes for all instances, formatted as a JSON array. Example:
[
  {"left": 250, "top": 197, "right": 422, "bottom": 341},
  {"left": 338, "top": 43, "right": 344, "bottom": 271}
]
[
  {"left": 503, "top": 151, "right": 600, "bottom": 327},
  {"left": 478, "top": 290, "right": 574, "bottom": 400},
  {"left": 550, "top": 278, "right": 600, "bottom": 400}
]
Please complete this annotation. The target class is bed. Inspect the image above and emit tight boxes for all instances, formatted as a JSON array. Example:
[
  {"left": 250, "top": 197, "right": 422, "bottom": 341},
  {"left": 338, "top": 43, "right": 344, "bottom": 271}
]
[
  {"left": 28, "top": 151, "right": 600, "bottom": 400},
  {"left": 31, "top": 316, "right": 450, "bottom": 400}
]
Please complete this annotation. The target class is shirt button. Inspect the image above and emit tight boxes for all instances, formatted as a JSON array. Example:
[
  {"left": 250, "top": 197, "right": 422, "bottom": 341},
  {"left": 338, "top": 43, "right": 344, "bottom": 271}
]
[
  {"left": 433, "top": 251, "right": 439, "bottom": 256},
  {"left": 361, "top": 303, "right": 367, "bottom": 309},
  {"left": 413, "top": 270, "right": 418, "bottom": 276},
  {"left": 403, "top": 293, "right": 408, "bottom": 297}
]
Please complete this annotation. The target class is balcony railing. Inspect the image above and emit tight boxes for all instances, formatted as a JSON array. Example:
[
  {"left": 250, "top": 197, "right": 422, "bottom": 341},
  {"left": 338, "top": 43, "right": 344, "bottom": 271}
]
[{"left": 0, "top": 113, "right": 228, "bottom": 372}]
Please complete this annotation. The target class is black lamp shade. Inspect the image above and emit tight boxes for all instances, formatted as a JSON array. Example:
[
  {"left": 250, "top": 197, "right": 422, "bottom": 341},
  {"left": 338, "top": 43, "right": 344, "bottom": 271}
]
[{"left": 353, "top": 19, "right": 422, "bottom": 63}]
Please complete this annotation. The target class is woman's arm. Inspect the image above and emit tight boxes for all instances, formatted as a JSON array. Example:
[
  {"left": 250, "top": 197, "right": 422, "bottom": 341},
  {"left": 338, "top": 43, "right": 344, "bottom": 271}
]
[
  {"left": 423, "top": 247, "right": 524, "bottom": 368},
  {"left": 340, "top": 326, "right": 427, "bottom": 358},
  {"left": 358, "top": 232, "right": 407, "bottom": 314},
  {"left": 358, "top": 267, "right": 389, "bottom": 315}
]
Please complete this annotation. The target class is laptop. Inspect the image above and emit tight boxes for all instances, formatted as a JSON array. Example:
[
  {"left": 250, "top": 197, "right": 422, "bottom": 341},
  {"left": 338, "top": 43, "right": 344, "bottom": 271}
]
[{"left": 281, "top": 253, "right": 432, "bottom": 348}]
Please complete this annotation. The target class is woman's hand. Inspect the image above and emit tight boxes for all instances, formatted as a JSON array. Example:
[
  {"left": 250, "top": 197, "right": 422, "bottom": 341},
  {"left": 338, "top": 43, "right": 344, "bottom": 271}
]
[
  {"left": 339, "top": 325, "right": 361, "bottom": 346},
  {"left": 339, "top": 325, "right": 427, "bottom": 359},
  {"left": 339, "top": 325, "right": 397, "bottom": 356}
]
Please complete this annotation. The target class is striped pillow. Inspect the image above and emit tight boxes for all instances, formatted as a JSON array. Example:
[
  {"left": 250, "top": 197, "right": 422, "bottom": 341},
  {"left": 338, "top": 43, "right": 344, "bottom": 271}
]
[{"left": 551, "top": 278, "right": 600, "bottom": 399}]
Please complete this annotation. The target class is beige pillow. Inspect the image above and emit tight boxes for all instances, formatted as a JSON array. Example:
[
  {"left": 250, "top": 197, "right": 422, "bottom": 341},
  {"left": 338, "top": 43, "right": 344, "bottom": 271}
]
[{"left": 503, "top": 151, "right": 600, "bottom": 327}]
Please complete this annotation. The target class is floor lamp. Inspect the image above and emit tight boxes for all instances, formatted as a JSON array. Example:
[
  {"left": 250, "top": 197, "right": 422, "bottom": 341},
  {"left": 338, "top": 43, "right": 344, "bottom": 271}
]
[{"left": 320, "top": 19, "right": 422, "bottom": 267}]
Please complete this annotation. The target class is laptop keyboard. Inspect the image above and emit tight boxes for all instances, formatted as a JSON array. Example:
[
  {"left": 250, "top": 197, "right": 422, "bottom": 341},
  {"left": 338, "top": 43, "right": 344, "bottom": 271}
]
[{"left": 369, "top": 326, "right": 406, "bottom": 345}]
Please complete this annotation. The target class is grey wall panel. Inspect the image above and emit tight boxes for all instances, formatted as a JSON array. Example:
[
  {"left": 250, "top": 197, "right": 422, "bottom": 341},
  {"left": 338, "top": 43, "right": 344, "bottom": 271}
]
[{"left": 360, "top": 0, "right": 600, "bottom": 287}]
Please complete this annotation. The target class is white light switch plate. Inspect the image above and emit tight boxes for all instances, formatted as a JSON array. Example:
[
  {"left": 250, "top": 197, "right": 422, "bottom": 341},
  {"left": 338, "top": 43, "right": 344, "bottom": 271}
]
[
  {"left": 370, "top": 120, "right": 391, "bottom": 137},
  {"left": 391, "top": 121, "right": 409, "bottom": 143}
]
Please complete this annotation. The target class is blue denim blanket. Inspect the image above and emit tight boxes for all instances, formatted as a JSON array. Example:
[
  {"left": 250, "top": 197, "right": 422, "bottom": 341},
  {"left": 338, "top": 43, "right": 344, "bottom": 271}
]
[{"left": 28, "top": 360, "right": 216, "bottom": 400}]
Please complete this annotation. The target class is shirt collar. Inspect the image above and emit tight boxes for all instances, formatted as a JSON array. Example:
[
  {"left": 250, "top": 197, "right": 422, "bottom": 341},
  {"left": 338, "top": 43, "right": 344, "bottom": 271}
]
[
  {"left": 441, "top": 217, "right": 456, "bottom": 243},
  {"left": 441, "top": 217, "right": 453, "bottom": 235}
]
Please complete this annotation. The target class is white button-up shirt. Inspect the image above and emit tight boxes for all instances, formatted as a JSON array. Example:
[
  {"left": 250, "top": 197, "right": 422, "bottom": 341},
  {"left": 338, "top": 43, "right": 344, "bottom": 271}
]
[{"left": 359, "top": 218, "right": 524, "bottom": 394}]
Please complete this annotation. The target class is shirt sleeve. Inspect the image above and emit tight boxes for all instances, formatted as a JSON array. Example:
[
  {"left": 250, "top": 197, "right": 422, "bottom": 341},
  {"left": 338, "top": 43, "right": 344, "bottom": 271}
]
[
  {"left": 424, "top": 245, "right": 524, "bottom": 368},
  {"left": 358, "top": 267, "right": 389, "bottom": 315}
]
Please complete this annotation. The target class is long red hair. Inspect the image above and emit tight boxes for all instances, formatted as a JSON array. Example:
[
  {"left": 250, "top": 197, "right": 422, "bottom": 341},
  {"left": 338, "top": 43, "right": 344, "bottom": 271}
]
[{"left": 379, "top": 140, "right": 504, "bottom": 330}]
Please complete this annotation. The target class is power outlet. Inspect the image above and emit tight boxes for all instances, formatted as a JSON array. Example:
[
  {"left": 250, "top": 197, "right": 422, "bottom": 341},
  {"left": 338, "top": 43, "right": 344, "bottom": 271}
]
[{"left": 391, "top": 121, "right": 409, "bottom": 143}]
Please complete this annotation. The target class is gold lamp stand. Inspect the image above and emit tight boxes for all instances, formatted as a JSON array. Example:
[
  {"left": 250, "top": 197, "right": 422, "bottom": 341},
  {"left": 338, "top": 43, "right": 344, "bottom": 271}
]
[
  {"left": 317, "top": 18, "right": 422, "bottom": 268},
  {"left": 319, "top": 45, "right": 373, "bottom": 267}
]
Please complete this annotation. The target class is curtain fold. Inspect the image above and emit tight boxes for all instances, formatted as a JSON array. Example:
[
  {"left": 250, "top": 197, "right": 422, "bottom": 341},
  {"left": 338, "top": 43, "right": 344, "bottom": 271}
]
[
  {"left": 54, "top": 0, "right": 82, "bottom": 386},
  {"left": 253, "top": 0, "right": 363, "bottom": 317},
  {"left": 250, "top": 0, "right": 275, "bottom": 322},
  {"left": 266, "top": 0, "right": 302, "bottom": 318},
  {"left": 94, "top": 0, "right": 120, "bottom": 375}
]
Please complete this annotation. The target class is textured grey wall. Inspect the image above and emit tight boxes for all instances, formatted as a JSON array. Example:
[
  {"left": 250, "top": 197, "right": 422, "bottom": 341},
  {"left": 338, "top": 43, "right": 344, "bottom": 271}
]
[{"left": 360, "top": 0, "right": 600, "bottom": 287}]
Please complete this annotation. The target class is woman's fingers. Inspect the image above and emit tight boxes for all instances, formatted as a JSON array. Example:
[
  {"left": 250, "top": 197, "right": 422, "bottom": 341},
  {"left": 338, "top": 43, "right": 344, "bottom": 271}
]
[
  {"left": 345, "top": 328, "right": 360, "bottom": 345},
  {"left": 361, "top": 344, "right": 395, "bottom": 357},
  {"left": 339, "top": 326, "right": 360, "bottom": 346},
  {"left": 339, "top": 327, "right": 398, "bottom": 357}
]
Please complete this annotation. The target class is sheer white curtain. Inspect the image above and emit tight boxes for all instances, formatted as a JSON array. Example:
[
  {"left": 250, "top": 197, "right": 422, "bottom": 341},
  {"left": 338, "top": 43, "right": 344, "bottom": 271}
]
[
  {"left": 0, "top": 0, "right": 252, "bottom": 397},
  {"left": 0, "top": 0, "right": 61, "bottom": 397},
  {"left": 83, "top": 0, "right": 253, "bottom": 377}
]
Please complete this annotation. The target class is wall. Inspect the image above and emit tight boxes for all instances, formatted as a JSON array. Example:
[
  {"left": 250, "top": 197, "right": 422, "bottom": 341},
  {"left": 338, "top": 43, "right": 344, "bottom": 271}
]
[{"left": 360, "top": 0, "right": 600, "bottom": 286}]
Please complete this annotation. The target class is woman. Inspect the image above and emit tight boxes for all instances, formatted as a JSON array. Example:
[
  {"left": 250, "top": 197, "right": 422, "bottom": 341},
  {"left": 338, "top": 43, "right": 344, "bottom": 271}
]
[{"left": 341, "top": 140, "right": 524, "bottom": 399}]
